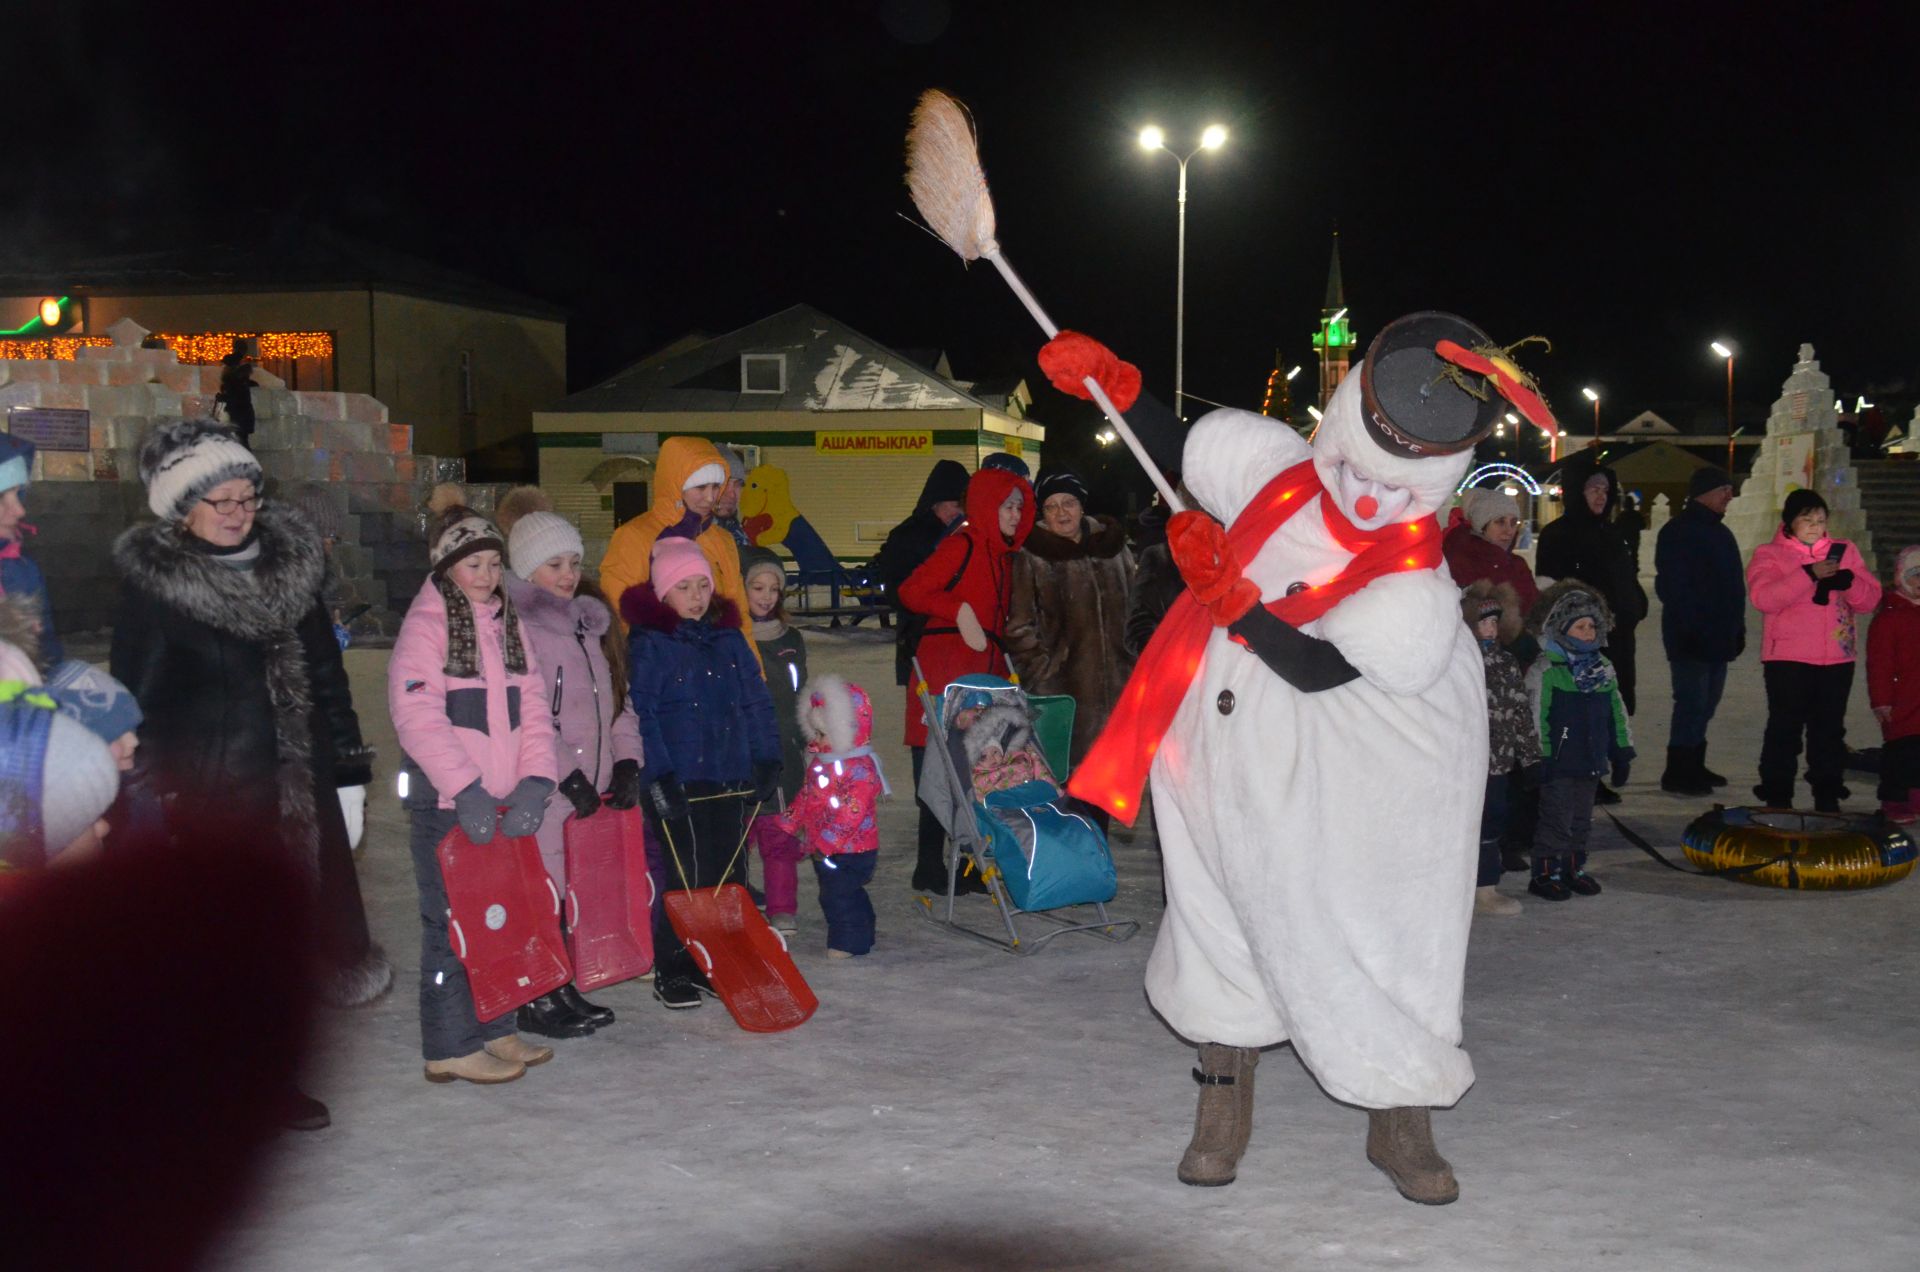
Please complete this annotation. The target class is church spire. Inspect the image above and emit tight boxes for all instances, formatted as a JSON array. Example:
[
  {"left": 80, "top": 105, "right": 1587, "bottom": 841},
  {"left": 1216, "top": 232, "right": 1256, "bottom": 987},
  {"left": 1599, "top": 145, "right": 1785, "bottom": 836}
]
[
  {"left": 1324, "top": 227, "right": 1345, "bottom": 312},
  {"left": 1312, "top": 227, "right": 1355, "bottom": 406}
]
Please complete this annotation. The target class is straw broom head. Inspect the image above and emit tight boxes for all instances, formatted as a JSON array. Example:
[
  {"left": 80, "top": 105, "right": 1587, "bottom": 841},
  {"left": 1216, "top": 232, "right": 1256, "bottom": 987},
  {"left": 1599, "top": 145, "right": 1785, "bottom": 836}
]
[{"left": 905, "top": 89, "right": 997, "bottom": 262}]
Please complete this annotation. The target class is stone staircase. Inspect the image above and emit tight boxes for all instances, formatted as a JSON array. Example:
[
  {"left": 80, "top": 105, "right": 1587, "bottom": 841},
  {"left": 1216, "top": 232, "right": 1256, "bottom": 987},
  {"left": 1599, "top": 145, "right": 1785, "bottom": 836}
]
[{"left": 1854, "top": 456, "right": 1920, "bottom": 578}]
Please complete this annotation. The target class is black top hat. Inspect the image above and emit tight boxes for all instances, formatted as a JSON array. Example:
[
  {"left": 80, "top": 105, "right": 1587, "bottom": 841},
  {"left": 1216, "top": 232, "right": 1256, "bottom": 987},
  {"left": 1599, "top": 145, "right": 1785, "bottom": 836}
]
[{"left": 1359, "top": 311, "right": 1506, "bottom": 459}]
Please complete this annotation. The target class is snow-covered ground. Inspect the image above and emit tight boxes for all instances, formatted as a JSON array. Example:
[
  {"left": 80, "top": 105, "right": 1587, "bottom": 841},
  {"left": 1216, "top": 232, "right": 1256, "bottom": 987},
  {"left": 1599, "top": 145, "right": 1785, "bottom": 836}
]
[{"left": 206, "top": 601, "right": 1920, "bottom": 1272}]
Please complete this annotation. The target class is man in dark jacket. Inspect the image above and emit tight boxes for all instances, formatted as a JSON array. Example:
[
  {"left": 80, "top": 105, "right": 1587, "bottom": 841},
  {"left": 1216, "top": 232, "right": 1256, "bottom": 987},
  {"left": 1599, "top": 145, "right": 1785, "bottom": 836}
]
[
  {"left": 1536, "top": 453, "right": 1647, "bottom": 803},
  {"left": 1653, "top": 466, "right": 1745, "bottom": 795},
  {"left": 869, "top": 459, "right": 970, "bottom": 685}
]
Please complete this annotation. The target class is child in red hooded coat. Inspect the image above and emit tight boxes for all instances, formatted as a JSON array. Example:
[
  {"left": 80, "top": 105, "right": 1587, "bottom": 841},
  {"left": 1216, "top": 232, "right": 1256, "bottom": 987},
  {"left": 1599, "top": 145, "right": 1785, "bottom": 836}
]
[
  {"left": 778, "top": 674, "right": 888, "bottom": 957},
  {"left": 899, "top": 466, "right": 1034, "bottom": 891},
  {"left": 1867, "top": 545, "right": 1920, "bottom": 822}
]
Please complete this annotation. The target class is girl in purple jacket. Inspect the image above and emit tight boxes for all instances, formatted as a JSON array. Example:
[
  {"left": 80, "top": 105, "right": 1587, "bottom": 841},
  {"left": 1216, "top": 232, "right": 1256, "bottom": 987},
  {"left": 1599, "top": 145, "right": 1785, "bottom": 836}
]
[
  {"left": 1746, "top": 490, "right": 1883, "bottom": 811},
  {"left": 389, "top": 505, "right": 558, "bottom": 1086},
  {"left": 506, "top": 510, "right": 646, "bottom": 1039}
]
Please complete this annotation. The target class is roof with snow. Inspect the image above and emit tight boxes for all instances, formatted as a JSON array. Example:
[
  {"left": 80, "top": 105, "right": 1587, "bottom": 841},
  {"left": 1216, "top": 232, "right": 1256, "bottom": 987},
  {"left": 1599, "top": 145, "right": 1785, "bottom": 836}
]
[{"left": 548, "top": 304, "right": 999, "bottom": 415}]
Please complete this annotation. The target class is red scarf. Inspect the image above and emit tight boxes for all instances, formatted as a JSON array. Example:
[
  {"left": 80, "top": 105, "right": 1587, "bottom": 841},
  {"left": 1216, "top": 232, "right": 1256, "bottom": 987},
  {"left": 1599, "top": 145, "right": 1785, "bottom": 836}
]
[{"left": 1066, "top": 460, "right": 1443, "bottom": 825}]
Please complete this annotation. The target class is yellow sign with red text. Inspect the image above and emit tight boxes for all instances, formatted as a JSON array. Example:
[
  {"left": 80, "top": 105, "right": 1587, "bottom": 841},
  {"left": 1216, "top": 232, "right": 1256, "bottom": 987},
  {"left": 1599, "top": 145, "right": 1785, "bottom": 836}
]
[{"left": 814, "top": 430, "right": 933, "bottom": 456}]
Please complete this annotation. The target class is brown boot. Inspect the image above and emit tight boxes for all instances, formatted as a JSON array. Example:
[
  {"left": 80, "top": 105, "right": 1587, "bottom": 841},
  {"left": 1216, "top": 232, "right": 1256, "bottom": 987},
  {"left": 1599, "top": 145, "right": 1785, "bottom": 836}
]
[
  {"left": 1176, "top": 1043, "right": 1259, "bottom": 1186},
  {"left": 423, "top": 1048, "right": 526, "bottom": 1085},
  {"left": 1365, "top": 1107, "right": 1458, "bottom": 1204},
  {"left": 484, "top": 1033, "right": 554, "bottom": 1068}
]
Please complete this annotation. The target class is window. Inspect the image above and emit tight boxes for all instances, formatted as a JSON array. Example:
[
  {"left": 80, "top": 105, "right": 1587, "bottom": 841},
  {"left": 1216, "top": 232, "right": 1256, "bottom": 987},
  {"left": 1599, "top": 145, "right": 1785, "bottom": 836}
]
[{"left": 741, "top": 354, "right": 786, "bottom": 394}]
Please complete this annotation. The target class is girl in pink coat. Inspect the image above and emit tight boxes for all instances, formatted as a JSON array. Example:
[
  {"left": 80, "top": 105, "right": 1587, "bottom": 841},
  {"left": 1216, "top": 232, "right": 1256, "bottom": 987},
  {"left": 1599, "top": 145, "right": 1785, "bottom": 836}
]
[
  {"left": 389, "top": 505, "right": 559, "bottom": 1085},
  {"left": 1745, "top": 489, "right": 1882, "bottom": 811},
  {"left": 506, "top": 509, "right": 646, "bottom": 1039},
  {"left": 778, "top": 674, "right": 887, "bottom": 957}
]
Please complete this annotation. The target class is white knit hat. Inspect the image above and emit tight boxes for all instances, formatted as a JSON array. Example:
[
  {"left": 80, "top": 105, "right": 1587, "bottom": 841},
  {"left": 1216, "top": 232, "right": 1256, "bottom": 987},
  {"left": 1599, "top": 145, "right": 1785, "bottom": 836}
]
[
  {"left": 508, "top": 511, "right": 585, "bottom": 578},
  {"left": 41, "top": 712, "right": 119, "bottom": 856},
  {"left": 682, "top": 462, "right": 726, "bottom": 490},
  {"left": 1460, "top": 487, "right": 1522, "bottom": 535},
  {"left": 138, "top": 420, "right": 262, "bottom": 521}
]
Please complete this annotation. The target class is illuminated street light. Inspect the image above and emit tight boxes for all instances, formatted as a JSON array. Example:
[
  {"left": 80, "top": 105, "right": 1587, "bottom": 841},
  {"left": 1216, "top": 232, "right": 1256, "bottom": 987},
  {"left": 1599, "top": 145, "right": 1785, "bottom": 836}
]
[
  {"left": 1139, "top": 123, "right": 1230, "bottom": 422},
  {"left": 37, "top": 297, "right": 61, "bottom": 327},
  {"left": 1581, "top": 387, "right": 1600, "bottom": 444},
  {"left": 1710, "top": 340, "right": 1732, "bottom": 359},
  {"left": 1286, "top": 365, "right": 1301, "bottom": 381},
  {"left": 1306, "top": 405, "right": 1324, "bottom": 421},
  {"left": 1713, "top": 341, "right": 1735, "bottom": 472}
]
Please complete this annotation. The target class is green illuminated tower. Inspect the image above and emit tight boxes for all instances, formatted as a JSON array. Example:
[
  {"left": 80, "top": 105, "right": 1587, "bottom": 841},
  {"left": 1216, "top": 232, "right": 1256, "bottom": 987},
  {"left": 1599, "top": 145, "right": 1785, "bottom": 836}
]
[{"left": 1312, "top": 230, "right": 1355, "bottom": 407}]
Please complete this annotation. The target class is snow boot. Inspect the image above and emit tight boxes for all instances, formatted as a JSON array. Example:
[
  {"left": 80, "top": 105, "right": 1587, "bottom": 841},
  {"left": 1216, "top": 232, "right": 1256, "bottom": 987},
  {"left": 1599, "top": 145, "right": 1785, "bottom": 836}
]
[
  {"left": 1567, "top": 867, "right": 1603, "bottom": 896},
  {"left": 1366, "top": 1107, "right": 1459, "bottom": 1205},
  {"left": 1473, "top": 885, "right": 1521, "bottom": 916},
  {"left": 1660, "top": 747, "right": 1713, "bottom": 797},
  {"left": 1528, "top": 856, "right": 1571, "bottom": 902},
  {"left": 517, "top": 991, "right": 596, "bottom": 1038},
  {"left": 1177, "top": 1043, "right": 1259, "bottom": 1187},
  {"left": 278, "top": 1088, "right": 330, "bottom": 1132},
  {"left": 424, "top": 1049, "right": 526, "bottom": 1085},
  {"left": 1594, "top": 781, "right": 1622, "bottom": 806},
  {"left": 1752, "top": 782, "right": 1793, "bottom": 810},
  {"left": 556, "top": 983, "right": 615, "bottom": 1028},
  {"left": 484, "top": 1033, "right": 554, "bottom": 1068},
  {"left": 1697, "top": 744, "right": 1727, "bottom": 787}
]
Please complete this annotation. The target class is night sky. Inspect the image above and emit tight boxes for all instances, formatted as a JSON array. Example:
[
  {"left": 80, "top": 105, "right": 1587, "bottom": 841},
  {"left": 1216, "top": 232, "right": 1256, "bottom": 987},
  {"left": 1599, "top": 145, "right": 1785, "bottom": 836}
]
[{"left": 8, "top": 2, "right": 1917, "bottom": 480}]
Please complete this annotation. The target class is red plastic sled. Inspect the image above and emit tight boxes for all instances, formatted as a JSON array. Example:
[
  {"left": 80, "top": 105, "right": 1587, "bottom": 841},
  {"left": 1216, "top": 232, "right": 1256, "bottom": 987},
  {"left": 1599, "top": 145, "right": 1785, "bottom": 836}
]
[
  {"left": 563, "top": 806, "right": 655, "bottom": 992},
  {"left": 436, "top": 826, "right": 571, "bottom": 1022},
  {"left": 664, "top": 883, "right": 817, "bottom": 1033}
]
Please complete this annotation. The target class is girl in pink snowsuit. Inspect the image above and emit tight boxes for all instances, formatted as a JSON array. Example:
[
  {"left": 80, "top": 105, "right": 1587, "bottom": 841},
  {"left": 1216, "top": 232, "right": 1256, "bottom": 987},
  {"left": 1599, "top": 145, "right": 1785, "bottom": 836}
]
[{"left": 778, "top": 674, "right": 887, "bottom": 957}]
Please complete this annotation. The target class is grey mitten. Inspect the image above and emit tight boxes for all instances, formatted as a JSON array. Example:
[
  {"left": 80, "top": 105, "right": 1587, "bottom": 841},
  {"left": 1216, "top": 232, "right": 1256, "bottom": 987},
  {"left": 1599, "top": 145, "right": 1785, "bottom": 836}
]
[
  {"left": 453, "top": 779, "right": 498, "bottom": 845},
  {"left": 499, "top": 776, "right": 557, "bottom": 838}
]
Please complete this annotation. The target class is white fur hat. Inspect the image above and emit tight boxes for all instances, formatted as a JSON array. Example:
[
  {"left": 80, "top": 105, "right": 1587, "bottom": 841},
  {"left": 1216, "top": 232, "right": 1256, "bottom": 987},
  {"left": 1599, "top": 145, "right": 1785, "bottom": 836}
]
[
  {"left": 508, "top": 511, "right": 584, "bottom": 578},
  {"left": 137, "top": 419, "right": 262, "bottom": 521}
]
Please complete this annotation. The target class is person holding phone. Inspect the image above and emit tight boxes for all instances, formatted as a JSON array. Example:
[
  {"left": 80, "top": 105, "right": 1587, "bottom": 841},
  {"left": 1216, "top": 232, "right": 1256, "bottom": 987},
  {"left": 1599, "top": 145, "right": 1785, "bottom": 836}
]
[{"left": 1746, "top": 490, "right": 1882, "bottom": 811}]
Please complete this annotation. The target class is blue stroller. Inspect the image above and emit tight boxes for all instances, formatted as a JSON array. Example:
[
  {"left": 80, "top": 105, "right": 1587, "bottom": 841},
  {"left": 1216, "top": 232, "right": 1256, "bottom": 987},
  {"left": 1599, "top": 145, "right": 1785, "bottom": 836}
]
[{"left": 912, "top": 663, "right": 1137, "bottom": 954}]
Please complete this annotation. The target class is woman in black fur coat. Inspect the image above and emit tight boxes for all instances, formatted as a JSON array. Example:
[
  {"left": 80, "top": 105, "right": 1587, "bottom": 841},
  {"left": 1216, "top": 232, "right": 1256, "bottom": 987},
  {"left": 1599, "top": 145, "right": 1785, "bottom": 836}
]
[{"left": 111, "top": 420, "right": 388, "bottom": 1130}]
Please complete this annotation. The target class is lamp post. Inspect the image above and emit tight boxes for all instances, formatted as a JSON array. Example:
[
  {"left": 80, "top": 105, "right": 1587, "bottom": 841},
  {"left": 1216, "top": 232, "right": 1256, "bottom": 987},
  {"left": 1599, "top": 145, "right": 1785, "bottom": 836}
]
[
  {"left": 1140, "top": 122, "right": 1227, "bottom": 423},
  {"left": 1711, "top": 340, "right": 1735, "bottom": 473},
  {"left": 1582, "top": 386, "right": 1600, "bottom": 445}
]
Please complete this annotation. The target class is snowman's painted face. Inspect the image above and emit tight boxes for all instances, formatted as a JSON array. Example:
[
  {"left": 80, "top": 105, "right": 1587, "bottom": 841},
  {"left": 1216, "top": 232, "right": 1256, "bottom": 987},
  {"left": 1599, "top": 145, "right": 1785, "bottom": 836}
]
[{"left": 1331, "top": 458, "right": 1414, "bottom": 531}]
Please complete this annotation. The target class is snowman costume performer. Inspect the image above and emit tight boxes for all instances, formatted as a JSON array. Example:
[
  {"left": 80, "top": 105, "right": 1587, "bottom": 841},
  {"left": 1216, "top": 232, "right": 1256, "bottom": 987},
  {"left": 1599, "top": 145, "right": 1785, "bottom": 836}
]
[{"left": 1068, "top": 312, "right": 1556, "bottom": 1204}]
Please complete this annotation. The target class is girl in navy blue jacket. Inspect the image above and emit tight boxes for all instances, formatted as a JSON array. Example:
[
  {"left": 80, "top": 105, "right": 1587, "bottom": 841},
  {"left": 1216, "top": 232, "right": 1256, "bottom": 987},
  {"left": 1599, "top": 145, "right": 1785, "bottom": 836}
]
[{"left": 623, "top": 536, "right": 781, "bottom": 1009}]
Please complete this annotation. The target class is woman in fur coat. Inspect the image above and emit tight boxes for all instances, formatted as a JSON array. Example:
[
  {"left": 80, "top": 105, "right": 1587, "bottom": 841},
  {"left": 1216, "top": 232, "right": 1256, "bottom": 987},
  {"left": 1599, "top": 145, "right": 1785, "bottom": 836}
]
[
  {"left": 111, "top": 420, "right": 388, "bottom": 1132},
  {"left": 1004, "top": 470, "right": 1136, "bottom": 786}
]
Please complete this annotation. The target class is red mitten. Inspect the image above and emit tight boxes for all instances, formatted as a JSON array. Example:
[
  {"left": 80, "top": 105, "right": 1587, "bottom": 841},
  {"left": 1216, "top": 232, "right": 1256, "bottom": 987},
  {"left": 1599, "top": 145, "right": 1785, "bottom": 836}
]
[
  {"left": 1038, "top": 331, "right": 1142, "bottom": 412},
  {"left": 1168, "top": 510, "right": 1260, "bottom": 626}
]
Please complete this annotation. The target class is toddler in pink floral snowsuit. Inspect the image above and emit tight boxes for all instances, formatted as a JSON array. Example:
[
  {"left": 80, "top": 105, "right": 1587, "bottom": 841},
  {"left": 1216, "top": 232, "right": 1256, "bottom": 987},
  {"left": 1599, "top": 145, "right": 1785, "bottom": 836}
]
[{"left": 778, "top": 674, "right": 888, "bottom": 957}]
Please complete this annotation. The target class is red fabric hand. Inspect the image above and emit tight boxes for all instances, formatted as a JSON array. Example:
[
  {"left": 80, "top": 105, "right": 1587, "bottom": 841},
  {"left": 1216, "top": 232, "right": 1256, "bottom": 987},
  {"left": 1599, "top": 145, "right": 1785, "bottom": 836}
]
[
  {"left": 1167, "top": 510, "right": 1260, "bottom": 626},
  {"left": 1037, "top": 331, "right": 1142, "bottom": 412}
]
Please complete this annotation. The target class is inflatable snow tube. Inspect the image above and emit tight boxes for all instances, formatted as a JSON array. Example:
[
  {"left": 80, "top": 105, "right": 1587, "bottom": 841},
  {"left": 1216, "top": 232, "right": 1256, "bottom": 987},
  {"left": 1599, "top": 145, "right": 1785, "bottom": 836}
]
[{"left": 1681, "top": 807, "right": 1917, "bottom": 890}]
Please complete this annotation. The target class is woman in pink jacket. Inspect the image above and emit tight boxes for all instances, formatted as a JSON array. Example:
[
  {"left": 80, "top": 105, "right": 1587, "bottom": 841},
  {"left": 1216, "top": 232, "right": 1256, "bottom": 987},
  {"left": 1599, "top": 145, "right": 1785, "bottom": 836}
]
[
  {"left": 505, "top": 509, "right": 645, "bottom": 1039},
  {"left": 1746, "top": 489, "right": 1882, "bottom": 811},
  {"left": 389, "top": 505, "right": 559, "bottom": 1085}
]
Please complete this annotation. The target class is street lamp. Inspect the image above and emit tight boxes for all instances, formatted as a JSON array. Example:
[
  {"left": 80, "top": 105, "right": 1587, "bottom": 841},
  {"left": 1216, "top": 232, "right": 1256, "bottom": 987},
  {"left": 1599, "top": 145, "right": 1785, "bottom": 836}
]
[
  {"left": 1711, "top": 340, "right": 1735, "bottom": 473},
  {"left": 1140, "top": 122, "right": 1228, "bottom": 423},
  {"left": 1582, "top": 386, "right": 1600, "bottom": 443}
]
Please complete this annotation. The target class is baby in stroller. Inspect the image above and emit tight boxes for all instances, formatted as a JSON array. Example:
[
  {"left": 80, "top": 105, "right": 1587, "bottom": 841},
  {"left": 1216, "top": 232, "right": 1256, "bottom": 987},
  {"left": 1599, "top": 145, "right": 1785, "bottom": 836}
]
[{"left": 950, "top": 694, "right": 1057, "bottom": 797}]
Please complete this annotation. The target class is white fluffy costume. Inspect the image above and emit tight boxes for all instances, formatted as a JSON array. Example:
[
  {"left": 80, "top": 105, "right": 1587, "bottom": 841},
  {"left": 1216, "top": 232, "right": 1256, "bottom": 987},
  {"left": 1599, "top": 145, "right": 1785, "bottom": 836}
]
[{"left": 1068, "top": 312, "right": 1560, "bottom": 1197}]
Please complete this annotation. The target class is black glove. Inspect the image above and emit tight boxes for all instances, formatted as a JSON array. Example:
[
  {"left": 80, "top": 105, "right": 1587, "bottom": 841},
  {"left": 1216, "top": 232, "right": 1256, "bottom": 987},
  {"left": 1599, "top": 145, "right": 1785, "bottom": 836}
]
[
  {"left": 453, "top": 779, "right": 498, "bottom": 845},
  {"left": 1517, "top": 762, "right": 1543, "bottom": 791},
  {"left": 499, "top": 776, "right": 556, "bottom": 838},
  {"left": 559, "top": 769, "right": 601, "bottom": 820},
  {"left": 1812, "top": 568, "right": 1853, "bottom": 606},
  {"left": 1611, "top": 760, "right": 1632, "bottom": 790},
  {"left": 604, "top": 759, "right": 644, "bottom": 810},
  {"left": 649, "top": 773, "right": 689, "bottom": 822},
  {"left": 750, "top": 759, "right": 782, "bottom": 806},
  {"left": 1225, "top": 605, "right": 1361, "bottom": 693}
]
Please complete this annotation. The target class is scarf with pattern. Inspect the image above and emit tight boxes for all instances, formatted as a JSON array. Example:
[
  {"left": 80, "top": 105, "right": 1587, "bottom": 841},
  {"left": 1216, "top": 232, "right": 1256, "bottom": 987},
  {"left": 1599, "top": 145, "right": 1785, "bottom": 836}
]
[{"left": 436, "top": 574, "right": 528, "bottom": 680}]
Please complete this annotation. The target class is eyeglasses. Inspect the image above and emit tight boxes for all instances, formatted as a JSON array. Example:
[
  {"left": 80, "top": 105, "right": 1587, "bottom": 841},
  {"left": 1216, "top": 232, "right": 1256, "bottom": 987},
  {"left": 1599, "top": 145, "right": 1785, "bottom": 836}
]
[{"left": 201, "top": 494, "right": 261, "bottom": 516}]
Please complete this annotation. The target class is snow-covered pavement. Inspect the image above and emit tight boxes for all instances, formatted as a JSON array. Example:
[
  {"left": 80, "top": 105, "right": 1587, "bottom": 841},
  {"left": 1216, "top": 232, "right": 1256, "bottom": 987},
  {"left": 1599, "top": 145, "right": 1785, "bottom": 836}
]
[{"left": 206, "top": 601, "right": 1919, "bottom": 1272}]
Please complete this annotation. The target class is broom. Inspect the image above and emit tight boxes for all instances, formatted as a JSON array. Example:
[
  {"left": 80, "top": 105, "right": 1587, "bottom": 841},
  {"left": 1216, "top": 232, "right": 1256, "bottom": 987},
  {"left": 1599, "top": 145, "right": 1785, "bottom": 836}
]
[{"left": 905, "top": 89, "right": 1184, "bottom": 513}]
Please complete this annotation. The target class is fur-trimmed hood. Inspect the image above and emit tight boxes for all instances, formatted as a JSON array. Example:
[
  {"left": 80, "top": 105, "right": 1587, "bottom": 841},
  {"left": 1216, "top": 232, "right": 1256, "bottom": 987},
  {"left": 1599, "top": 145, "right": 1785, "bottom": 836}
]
[
  {"left": 797, "top": 673, "right": 872, "bottom": 753},
  {"left": 1528, "top": 578, "right": 1614, "bottom": 644},
  {"left": 961, "top": 703, "right": 1034, "bottom": 771},
  {"left": 619, "top": 580, "right": 743, "bottom": 638},
  {"left": 1021, "top": 514, "right": 1129, "bottom": 563},
  {"left": 507, "top": 574, "right": 612, "bottom": 642},
  {"left": 113, "top": 502, "right": 324, "bottom": 638},
  {"left": 1459, "top": 579, "right": 1525, "bottom": 646}
]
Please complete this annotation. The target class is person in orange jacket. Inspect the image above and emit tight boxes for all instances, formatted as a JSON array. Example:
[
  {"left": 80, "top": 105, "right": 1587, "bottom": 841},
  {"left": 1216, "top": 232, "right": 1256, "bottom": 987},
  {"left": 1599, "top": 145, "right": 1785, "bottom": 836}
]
[{"left": 598, "top": 435, "right": 756, "bottom": 665}]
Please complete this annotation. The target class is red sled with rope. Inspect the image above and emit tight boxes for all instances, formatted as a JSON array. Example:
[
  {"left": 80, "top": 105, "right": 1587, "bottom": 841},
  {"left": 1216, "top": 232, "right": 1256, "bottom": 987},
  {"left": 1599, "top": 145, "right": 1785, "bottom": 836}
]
[
  {"left": 562, "top": 806, "right": 655, "bottom": 992},
  {"left": 436, "top": 825, "right": 571, "bottom": 1021},
  {"left": 659, "top": 793, "right": 817, "bottom": 1033}
]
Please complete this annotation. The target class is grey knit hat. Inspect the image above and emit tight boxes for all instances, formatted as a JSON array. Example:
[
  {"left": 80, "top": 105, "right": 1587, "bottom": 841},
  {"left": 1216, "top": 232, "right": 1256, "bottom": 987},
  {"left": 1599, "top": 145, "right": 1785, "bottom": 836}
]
[{"left": 137, "top": 419, "right": 262, "bottom": 521}]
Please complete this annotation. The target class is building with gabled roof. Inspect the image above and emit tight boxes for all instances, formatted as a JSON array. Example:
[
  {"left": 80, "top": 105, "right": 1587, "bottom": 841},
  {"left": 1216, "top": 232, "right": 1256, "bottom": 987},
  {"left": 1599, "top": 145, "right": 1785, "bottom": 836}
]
[{"left": 533, "top": 304, "right": 1043, "bottom": 564}]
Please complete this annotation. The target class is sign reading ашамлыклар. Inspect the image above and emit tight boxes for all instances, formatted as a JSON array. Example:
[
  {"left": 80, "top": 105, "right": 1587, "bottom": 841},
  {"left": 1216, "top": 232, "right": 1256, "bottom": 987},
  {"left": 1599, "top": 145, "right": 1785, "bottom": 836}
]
[
  {"left": 7, "top": 408, "right": 91, "bottom": 453},
  {"left": 814, "top": 430, "right": 933, "bottom": 456}
]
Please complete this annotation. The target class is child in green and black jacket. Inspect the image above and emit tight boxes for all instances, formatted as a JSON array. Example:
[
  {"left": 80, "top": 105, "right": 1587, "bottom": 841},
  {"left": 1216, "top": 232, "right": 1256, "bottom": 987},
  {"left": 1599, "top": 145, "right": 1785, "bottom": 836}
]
[{"left": 1524, "top": 580, "right": 1634, "bottom": 902}]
